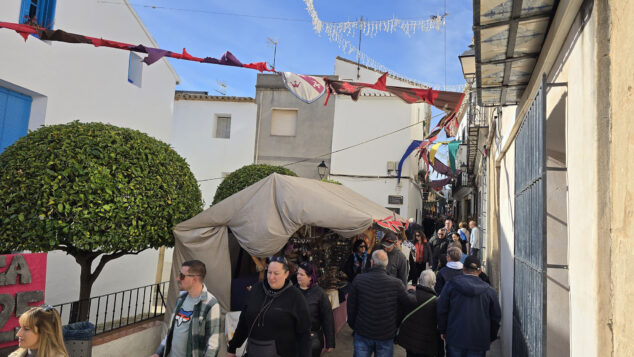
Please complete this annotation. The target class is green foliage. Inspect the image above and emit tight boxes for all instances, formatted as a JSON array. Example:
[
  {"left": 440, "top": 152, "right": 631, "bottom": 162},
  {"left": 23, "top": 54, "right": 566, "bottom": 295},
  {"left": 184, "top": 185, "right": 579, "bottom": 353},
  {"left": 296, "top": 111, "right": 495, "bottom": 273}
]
[
  {"left": 213, "top": 164, "right": 297, "bottom": 204},
  {"left": 0, "top": 121, "right": 202, "bottom": 254},
  {"left": 320, "top": 178, "right": 342, "bottom": 185}
]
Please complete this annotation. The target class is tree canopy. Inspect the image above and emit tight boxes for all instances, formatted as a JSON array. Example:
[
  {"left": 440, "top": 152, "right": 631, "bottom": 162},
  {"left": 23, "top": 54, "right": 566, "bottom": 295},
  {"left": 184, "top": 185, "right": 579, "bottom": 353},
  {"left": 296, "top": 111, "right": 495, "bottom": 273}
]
[
  {"left": 0, "top": 121, "right": 202, "bottom": 255},
  {"left": 212, "top": 164, "right": 297, "bottom": 204}
]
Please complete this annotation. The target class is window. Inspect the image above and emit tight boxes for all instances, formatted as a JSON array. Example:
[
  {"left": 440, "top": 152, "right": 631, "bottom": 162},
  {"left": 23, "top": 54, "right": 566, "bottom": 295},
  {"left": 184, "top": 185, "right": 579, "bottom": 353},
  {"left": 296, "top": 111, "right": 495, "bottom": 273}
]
[
  {"left": 214, "top": 115, "right": 231, "bottom": 139},
  {"left": 271, "top": 109, "right": 297, "bottom": 136},
  {"left": 19, "top": 0, "right": 57, "bottom": 29}
]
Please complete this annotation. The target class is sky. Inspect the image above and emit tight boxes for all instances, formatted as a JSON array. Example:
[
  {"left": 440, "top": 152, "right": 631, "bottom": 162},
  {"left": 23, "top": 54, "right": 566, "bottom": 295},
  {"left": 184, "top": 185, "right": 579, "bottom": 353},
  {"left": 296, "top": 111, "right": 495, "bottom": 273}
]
[{"left": 124, "top": 0, "right": 474, "bottom": 98}]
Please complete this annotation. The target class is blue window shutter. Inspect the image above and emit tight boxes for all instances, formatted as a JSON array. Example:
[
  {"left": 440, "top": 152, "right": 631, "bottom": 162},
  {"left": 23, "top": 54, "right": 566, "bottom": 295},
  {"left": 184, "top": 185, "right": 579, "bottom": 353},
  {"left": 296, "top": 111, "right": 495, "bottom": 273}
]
[
  {"left": 0, "top": 87, "right": 33, "bottom": 153},
  {"left": 19, "top": 0, "right": 57, "bottom": 29}
]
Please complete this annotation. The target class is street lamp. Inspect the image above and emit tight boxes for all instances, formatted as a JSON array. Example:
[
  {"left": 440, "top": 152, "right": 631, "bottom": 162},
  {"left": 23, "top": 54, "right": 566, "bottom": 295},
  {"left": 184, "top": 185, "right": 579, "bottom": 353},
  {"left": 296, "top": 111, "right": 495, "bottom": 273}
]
[
  {"left": 317, "top": 160, "right": 328, "bottom": 179},
  {"left": 459, "top": 45, "right": 476, "bottom": 81}
]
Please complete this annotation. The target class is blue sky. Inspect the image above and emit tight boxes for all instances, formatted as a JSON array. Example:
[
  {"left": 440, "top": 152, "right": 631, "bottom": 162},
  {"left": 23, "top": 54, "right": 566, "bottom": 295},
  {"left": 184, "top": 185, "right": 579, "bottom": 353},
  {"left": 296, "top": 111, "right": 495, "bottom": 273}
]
[{"left": 128, "top": 0, "right": 474, "bottom": 99}]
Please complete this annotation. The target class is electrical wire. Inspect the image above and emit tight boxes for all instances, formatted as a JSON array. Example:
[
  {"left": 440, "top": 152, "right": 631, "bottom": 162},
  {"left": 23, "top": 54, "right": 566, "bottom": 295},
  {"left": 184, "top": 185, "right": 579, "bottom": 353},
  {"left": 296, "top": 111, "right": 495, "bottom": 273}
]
[{"left": 197, "top": 112, "right": 444, "bottom": 183}]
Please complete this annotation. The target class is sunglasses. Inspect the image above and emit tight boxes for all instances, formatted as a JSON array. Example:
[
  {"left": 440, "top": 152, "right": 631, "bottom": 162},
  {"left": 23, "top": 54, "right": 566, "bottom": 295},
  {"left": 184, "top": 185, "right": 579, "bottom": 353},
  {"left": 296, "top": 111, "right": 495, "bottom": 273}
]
[
  {"left": 179, "top": 272, "right": 200, "bottom": 280},
  {"left": 39, "top": 305, "right": 56, "bottom": 323},
  {"left": 268, "top": 256, "right": 289, "bottom": 265}
]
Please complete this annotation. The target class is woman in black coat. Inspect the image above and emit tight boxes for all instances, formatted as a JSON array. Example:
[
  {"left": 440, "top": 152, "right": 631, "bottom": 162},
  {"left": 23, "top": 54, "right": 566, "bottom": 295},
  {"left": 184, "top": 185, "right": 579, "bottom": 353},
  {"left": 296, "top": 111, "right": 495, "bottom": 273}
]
[
  {"left": 343, "top": 239, "right": 371, "bottom": 282},
  {"left": 409, "top": 230, "right": 431, "bottom": 283},
  {"left": 228, "top": 256, "right": 311, "bottom": 357},
  {"left": 296, "top": 261, "right": 336, "bottom": 357},
  {"left": 398, "top": 269, "right": 443, "bottom": 357}
]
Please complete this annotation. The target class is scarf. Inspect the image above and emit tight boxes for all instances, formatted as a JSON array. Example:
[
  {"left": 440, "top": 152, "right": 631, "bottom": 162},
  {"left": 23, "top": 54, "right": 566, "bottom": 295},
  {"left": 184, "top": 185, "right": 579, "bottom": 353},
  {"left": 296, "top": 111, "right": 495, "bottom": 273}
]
[
  {"left": 353, "top": 252, "right": 368, "bottom": 274},
  {"left": 415, "top": 242, "right": 425, "bottom": 264}
]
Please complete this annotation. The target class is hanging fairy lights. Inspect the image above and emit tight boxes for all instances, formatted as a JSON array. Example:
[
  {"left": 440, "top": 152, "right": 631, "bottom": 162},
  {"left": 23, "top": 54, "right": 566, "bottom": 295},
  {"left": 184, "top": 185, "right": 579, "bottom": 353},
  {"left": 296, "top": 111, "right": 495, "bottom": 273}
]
[{"left": 302, "top": 0, "right": 463, "bottom": 91}]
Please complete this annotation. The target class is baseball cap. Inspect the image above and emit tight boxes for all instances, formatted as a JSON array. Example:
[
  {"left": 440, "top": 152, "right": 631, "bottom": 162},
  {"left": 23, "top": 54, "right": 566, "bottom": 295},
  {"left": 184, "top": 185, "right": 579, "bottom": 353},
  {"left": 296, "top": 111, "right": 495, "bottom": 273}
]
[
  {"left": 464, "top": 255, "right": 481, "bottom": 270},
  {"left": 381, "top": 237, "right": 395, "bottom": 248}
]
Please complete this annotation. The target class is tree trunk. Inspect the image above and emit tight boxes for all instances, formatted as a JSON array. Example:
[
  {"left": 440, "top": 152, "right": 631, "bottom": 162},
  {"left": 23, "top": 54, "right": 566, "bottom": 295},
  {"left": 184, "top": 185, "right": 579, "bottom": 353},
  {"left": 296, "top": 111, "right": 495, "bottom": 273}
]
[{"left": 70, "top": 254, "right": 96, "bottom": 322}]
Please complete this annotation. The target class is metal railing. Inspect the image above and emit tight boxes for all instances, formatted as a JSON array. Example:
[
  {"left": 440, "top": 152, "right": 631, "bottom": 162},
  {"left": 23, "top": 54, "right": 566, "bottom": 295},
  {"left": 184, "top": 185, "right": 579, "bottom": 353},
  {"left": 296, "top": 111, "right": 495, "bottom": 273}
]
[{"left": 52, "top": 281, "right": 170, "bottom": 335}]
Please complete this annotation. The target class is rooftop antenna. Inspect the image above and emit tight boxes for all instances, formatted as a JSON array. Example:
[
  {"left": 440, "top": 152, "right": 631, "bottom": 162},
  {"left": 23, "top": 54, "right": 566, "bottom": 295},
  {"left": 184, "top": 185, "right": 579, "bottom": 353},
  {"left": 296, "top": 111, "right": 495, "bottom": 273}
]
[
  {"left": 267, "top": 37, "right": 278, "bottom": 71},
  {"left": 214, "top": 80, "right": 227, "bottom": 96},
  {"left": 357, "top": 16, "right": 363, "bottom": 80}
]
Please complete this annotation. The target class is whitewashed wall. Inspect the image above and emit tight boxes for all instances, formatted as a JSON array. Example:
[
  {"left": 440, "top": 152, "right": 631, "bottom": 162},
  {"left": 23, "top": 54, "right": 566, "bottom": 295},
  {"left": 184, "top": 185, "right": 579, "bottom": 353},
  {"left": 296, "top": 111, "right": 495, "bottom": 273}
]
[
  {"left": 0, "top": 0, "right": 180, "bottom": 304},
  {"left": 171, "top": 98, "right": 257, "bottom": 207},
  {"left": 330, "top": 59, "right": 426, "bottom": 220}
]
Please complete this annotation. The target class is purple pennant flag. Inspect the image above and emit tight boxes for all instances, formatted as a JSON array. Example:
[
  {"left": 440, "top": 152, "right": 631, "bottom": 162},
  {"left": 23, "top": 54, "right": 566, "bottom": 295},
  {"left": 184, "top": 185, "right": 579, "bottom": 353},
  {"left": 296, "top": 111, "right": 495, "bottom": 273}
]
[
  {"left": 202, "top": 51, "right": 243, "bottom": 67},
  {"left": 431, "top": 158, "right": 460, "bottom": 178},
  {"left": 129, "top": 45, "right": 171, "bottom": 65},
  {"left": 429, "top": 177, "right": 452, "bottom": 191}
]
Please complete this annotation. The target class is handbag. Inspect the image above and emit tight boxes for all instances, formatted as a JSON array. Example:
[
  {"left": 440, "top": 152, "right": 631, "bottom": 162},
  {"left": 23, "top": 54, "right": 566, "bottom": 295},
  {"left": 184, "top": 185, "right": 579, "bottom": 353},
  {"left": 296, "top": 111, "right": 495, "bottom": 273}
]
[
  {"left": 394, "top": 295, "right": 437, "bottom": 343},
  {"left": 245, "top": 338, "right": 279, "bottom": 357}
]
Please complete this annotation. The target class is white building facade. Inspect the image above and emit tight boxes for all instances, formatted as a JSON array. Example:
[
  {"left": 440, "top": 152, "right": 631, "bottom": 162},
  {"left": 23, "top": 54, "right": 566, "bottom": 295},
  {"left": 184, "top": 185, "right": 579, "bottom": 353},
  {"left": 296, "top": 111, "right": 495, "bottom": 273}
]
[
  {"left": 330, "top": 58, "right": 427, "bottom": 221},
  {"left": 171, "top": 91, "right": 257, "bottom": 207},
  {"left": 0, "top": 0, "right": 180, "bottom": 305}
]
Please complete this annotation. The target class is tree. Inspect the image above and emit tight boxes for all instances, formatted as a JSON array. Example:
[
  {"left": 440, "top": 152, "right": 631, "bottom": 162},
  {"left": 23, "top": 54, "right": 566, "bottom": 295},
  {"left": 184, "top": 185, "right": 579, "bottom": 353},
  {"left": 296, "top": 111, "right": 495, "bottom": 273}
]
[
  {"left": 0, "top": 121, "right": 202, "bottom": 320},
  {"left": 212, "top": 164, "right": 297, "bottom": 204}
]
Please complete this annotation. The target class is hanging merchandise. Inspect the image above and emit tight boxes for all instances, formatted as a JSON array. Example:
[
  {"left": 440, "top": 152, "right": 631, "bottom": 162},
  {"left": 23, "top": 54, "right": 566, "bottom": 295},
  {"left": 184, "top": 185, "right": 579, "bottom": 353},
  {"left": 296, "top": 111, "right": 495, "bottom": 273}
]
[
  {"left": 0, "top": 22, "right": 274, "bottom": 72},
  {"left": 280, "top": 72, "right": 327, "bottom": 104}
]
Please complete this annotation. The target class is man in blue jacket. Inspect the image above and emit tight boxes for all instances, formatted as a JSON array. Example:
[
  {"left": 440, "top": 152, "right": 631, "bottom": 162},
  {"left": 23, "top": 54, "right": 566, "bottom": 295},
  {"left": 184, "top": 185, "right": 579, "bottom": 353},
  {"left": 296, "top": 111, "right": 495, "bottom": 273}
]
[{"left": 437, "top": 255, "right": 501, "bottom": 357}]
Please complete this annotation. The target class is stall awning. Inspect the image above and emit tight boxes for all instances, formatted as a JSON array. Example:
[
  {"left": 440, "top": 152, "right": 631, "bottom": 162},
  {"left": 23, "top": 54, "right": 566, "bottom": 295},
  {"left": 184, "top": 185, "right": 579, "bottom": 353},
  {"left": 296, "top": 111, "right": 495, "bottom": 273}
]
[{"left": 473, "top": 0, "right": 557, "bottom": 107}]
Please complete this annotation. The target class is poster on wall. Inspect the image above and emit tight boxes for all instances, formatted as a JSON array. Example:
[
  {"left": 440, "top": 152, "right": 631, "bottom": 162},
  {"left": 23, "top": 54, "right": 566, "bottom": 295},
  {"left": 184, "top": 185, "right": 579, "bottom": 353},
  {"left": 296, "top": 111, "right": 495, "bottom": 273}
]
[{"left": 0, "top": 253, "right": 47, "bottom": 349}]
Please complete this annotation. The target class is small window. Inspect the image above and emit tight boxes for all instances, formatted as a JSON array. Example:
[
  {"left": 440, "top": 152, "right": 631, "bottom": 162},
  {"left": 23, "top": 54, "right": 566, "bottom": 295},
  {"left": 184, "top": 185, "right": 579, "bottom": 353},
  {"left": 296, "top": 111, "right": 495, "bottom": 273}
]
[
  {"left": 214, "top": 115, "right": 231, "bottom": 139},
  {"left": 19, "top": 0, "right": 57, "bottom": 29},
  {"left": 271, "top": 109, "right": 297, "bottom": 136}
]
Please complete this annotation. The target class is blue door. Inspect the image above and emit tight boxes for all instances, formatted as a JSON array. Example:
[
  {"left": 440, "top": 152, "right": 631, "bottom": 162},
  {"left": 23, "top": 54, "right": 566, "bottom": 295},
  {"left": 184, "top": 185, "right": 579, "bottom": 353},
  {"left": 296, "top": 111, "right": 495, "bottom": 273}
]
[{"left": 0, "top": 87, "right": 32, "bottom": 153}]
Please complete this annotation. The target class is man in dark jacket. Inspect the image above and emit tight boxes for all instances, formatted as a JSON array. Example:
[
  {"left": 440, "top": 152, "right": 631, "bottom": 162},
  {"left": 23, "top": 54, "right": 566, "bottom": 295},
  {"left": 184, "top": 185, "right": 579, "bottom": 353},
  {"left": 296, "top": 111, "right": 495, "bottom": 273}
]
[
  {"left": 380, "top": 232, "right": 409, "bottom": 286},
  {"left": 437, "top": 256, "right": 501, "bottom": 357},
  {"left": 429, "top": 228, "right": 449, "bottom": 270},
  {"left": 435, "top": 247, "right": 464, "bottom": 295},
  {"left": 348, "top": 249, "right": 415, "bottom": 357}
]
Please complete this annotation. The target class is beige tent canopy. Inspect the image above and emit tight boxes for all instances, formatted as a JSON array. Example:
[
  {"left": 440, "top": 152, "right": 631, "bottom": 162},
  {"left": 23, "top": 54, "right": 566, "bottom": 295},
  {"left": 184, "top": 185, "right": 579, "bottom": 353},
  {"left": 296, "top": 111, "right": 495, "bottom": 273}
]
[{"left": 165, "top": 173, "right": 404, "bottom": 314}]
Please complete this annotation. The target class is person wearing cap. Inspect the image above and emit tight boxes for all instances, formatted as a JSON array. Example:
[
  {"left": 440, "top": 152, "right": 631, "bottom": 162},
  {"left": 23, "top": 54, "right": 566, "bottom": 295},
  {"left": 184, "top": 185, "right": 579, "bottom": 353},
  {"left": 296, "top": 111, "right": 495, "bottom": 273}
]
[
  {"left": 347, "top": 250, "right": 416, "bottom": 357},
  {"left": 437, "top": 256, "right": 501, "bottom": 357},
  {"left": 435, "top": 247, "right": 464, "bottom": 295},
  {"left": 379, "top": 231, "right": 409, "bottom": 286}
]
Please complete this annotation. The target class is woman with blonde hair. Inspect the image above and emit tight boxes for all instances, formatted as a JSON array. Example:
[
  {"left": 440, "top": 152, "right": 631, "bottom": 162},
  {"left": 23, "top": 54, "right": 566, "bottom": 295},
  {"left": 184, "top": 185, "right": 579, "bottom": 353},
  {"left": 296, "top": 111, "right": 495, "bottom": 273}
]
[{"left": 10, "top": 305, "right": 68, "bottom": 357}]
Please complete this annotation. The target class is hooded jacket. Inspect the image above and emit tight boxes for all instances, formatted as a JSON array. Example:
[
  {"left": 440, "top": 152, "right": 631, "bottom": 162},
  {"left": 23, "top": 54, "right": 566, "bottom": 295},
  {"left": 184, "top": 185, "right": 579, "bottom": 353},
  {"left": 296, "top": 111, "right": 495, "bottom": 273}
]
[
  {"left": 435, "top": 261, "right": 464, "bottom": 295},
  {"left": 437, "top": 274, "right": 501, "bottom": 351}
]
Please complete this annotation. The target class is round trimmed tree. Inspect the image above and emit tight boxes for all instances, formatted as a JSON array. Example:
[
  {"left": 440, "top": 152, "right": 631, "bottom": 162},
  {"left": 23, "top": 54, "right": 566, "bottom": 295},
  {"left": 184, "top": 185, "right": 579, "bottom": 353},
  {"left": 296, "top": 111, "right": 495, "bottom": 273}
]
[
  {"left": 212, "top": 164, "right": 297, "bottom": 204},
  {"left": 0, "top": 121, "right": 202, "bottom": 320}
]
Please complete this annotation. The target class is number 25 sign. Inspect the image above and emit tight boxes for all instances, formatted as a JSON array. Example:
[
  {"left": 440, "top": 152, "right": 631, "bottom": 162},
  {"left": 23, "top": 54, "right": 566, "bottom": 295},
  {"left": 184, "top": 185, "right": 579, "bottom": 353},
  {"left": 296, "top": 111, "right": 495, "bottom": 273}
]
[{"left": 0, "top": 253, "right": 47, "bottom": 349}]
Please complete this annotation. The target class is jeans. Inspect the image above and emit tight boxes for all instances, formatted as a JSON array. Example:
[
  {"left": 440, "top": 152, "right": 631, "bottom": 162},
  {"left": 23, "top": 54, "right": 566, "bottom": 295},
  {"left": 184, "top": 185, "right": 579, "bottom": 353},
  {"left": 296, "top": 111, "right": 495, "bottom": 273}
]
[
  {"left": 353, "top": 333, "right": 394, "bottom": 357},
  {"left": 470, "top": 248, "right": 480, "bottom": 260},
  {"left": 446, "top": 345, "right": 486, "bottom": 357}
]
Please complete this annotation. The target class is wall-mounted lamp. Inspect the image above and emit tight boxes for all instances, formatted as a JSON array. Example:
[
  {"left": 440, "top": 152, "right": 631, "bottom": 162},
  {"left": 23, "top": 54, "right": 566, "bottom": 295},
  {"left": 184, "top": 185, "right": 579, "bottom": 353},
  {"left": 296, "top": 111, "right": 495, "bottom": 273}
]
[{"left": 317, "top": 160, "right": 328, "bottom": 179}]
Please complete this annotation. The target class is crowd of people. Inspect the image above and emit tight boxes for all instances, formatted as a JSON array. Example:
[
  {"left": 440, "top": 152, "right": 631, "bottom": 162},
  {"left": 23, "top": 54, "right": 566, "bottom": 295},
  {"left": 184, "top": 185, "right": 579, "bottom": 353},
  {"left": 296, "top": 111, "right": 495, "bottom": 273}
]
[{"left": 143, "top": 218, "right": 497, "bottom": 357}]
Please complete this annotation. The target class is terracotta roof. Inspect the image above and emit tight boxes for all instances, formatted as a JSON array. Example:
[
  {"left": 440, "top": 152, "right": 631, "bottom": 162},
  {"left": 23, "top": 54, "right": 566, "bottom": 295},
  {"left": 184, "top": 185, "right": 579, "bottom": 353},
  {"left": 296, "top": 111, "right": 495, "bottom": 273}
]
[{"left": 174, "top": 91, "right": 254, "bottom": 103}]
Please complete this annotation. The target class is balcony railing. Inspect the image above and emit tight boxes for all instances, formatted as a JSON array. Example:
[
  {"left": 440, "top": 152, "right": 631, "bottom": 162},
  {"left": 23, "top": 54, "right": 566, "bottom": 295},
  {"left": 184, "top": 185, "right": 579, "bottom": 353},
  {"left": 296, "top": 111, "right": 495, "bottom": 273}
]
[{"left": 52, "top": 281, "right": 170, "bottom": 335}]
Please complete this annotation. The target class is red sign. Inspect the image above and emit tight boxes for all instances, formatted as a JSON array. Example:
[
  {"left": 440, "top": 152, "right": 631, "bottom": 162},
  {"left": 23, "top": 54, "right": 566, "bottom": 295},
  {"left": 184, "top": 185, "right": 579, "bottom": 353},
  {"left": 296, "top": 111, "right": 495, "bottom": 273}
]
[{"left": 0, "top": 253, "right": 47, "bottom": 349}]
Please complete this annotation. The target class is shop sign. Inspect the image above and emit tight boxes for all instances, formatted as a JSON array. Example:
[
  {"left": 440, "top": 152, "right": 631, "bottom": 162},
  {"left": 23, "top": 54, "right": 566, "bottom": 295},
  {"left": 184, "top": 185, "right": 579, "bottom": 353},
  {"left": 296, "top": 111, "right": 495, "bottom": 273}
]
[{"left": 388, "top": 195, "right": 403, "bottom": 205}]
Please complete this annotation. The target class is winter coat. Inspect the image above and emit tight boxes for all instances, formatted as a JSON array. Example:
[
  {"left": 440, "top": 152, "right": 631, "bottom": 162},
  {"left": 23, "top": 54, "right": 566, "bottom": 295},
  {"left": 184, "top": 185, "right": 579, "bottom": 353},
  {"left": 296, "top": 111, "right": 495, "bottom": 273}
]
[
  {"left": 385, "top": 247, "right": 409, "bottom": 285},
  {"left": 299, "top": 285, "right": 336, "bottom": 349},
  {"left": 396, "top": 285, "right": 440, "bottom": 356},
  {"left": 437, "top": 274, "right": 502, "bottom": 351},
  {"left": 435, "top": 262, "right": 464, "bottom": 295},
  {"left": 430, "top": 236, "right": 450, "bottom": 269},
  {"left": 9, "top": 349, "right": 65, "bottom": 357},
  {"left": 347, "top": 267, "right": 415, "bottom": 340},
  {"left": 343, "top": 252, "right": 371, "bottom": 282}
]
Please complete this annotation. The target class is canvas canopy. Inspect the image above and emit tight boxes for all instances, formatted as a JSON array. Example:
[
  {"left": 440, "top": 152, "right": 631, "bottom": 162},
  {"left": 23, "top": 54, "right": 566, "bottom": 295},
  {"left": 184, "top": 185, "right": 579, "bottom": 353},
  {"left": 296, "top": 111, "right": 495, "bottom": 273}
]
[{"left": 165, "top": 173, "right": 405, "bottom": 314}]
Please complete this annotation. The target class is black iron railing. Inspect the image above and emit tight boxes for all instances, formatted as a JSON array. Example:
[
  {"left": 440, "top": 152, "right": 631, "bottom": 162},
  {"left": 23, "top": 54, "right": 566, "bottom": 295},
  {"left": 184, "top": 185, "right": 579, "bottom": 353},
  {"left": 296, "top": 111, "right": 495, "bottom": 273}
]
[{"left": 52, "top": 281, "right": 170, "bottom": 335}]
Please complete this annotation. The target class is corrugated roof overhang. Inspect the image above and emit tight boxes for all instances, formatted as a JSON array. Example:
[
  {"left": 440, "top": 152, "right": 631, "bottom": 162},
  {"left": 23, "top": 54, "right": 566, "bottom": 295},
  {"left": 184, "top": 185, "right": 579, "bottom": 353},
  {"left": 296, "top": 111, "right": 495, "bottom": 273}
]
[{"left": 473, "top": 0, "right": 558, "bottom": 107}]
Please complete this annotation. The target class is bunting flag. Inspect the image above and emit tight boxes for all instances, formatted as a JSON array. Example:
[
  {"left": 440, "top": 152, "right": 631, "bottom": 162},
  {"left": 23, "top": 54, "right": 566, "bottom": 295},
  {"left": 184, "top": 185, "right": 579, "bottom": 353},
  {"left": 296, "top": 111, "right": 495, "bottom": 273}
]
[
  {"left": 373, "top": 215, "right": 409, "bottom": 233},
  {"left": 323, "top": 74, "right": 466, "bottom": 136},
  {"left": 429, "top": 178, "right": 452, "bottom": 191},
  {"left": 280, "top": 72, "right": 327, "bottom": 104},
  {"left": 0, "top": 22, "right": 274, "bottom": 72},
  {"left": 447, "top": 140, "right": 461, "bottom": 172}
]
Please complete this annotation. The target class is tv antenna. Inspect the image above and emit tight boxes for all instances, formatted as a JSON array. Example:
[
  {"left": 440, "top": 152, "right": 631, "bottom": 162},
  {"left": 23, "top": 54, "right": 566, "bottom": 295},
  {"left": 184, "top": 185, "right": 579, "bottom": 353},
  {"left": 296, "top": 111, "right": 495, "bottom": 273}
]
[
  {"left": 214, "top": 80, "right": 227, "bottom": 96},
  {"left": 267, "top": 37, "right": 278, "bottom": 70}
]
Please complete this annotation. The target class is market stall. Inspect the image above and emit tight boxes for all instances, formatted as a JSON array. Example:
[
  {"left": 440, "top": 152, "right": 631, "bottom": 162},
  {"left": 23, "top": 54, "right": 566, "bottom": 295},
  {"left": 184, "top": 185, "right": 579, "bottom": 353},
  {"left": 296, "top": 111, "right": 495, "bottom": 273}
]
[{"left": 165, "top": 173, "right": 407, "bottom": 329}]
